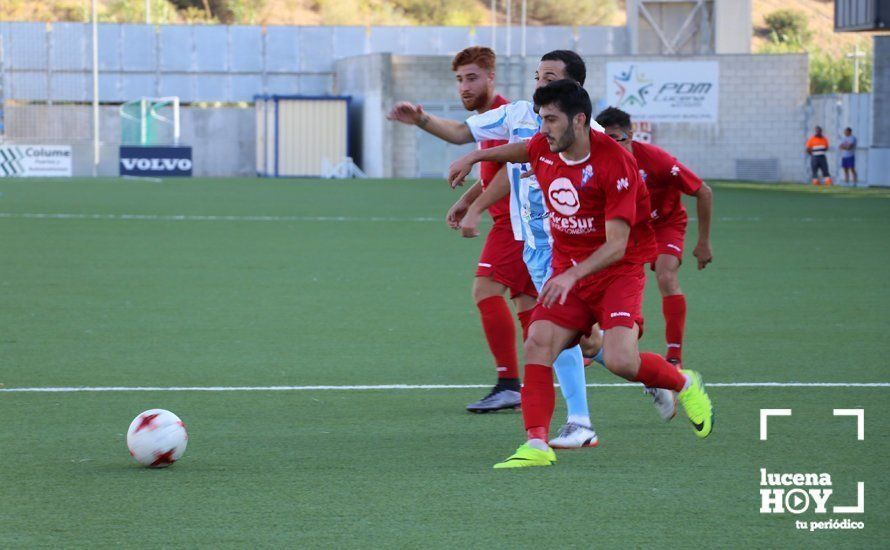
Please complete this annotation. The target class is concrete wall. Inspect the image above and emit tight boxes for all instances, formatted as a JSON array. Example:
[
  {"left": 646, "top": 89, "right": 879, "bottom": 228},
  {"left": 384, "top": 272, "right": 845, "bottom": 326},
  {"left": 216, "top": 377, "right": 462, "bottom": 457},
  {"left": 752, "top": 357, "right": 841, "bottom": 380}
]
[
  {"left": 4, "top": 52, "right": 811, "bottom": 182},
  {"left": 335, "top": 54, "right": 394, "bottom": 178},
  {"left": 715, "top": 0, "right": 752, "bottom": 54},
  {"left": 869, "top": 35, "right": 890, "bottom": 185},
  {"left": 808, "top": 93, "right": 873, "bottom": 184},
  {"left": 3, "top": 105, "right": 254, "bottom": 176},
  {"left": 343, "top": 53, "right": 809, "bottom": 183}
]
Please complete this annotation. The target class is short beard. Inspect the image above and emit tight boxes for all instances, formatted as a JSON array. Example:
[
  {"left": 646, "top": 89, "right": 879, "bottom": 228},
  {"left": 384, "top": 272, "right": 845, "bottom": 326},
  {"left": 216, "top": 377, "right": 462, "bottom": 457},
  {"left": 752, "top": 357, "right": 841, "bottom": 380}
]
[
  {"left": 549, "top": 130, "right": 575, "bottom": 153},
  {"left": 462, "top": 90, "right": 491, "bottom": 112}
]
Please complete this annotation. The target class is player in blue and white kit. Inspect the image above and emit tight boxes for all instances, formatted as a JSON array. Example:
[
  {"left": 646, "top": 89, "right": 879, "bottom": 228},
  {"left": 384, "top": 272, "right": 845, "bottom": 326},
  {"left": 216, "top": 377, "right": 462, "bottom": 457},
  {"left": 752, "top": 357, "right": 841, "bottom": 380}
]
[{"left": 389, "top": 51, "right": 600, "bottom": 448}]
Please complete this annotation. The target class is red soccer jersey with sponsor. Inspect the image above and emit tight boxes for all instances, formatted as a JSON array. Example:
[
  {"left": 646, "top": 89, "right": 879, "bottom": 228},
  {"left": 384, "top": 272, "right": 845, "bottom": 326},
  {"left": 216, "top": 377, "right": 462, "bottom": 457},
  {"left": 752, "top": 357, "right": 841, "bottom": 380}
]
[
  {"left": 526, "top": 129, "right": 656, "bottom": 269},
  {"left": 632, "top": 141, "right": 702, "bottom": 225},
  {"left": 478, "top": 94, "right": 510, "bottom": 223}
]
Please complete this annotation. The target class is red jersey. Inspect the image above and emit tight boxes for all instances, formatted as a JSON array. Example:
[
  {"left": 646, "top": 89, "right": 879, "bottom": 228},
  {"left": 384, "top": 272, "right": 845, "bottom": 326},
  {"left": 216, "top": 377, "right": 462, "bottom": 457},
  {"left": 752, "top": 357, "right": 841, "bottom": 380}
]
[
  {"left": 478, "top": 94, "right": 510, "bottom": 223},
  {"left": 526, "top": 129, "right": 656, "bottom": 270},
  {"left": 632, "top": 141, "right": 702, "bottom": 225}
]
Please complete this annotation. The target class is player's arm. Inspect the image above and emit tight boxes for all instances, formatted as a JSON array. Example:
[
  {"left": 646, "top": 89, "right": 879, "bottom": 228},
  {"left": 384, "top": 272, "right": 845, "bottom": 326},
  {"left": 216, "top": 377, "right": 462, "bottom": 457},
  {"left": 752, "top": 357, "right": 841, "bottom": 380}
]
[
  {"left": 446, "top": 181, "right": 484, "bottom": 229},
  {"left": 692, "top": 183, "right": 713, "bottom": 270},
  {"left": 459, "top": 167, "right": 509, "bottom": 238},
  {"left": 386, "top": 102, "right": 474, "bottom": 144},
  {"left": 539, "top": 220, "right": 630, "bottom": 307},
  {"left": 448, "top": 142, "right": 528, "bottom": 188}
]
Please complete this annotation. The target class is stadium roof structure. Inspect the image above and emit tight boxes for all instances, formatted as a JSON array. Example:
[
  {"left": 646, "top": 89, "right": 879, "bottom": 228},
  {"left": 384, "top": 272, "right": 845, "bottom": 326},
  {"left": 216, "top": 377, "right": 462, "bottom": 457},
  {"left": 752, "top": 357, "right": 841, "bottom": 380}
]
[{"left": 835, "top": 0, "right": 890, "bottom": 31}]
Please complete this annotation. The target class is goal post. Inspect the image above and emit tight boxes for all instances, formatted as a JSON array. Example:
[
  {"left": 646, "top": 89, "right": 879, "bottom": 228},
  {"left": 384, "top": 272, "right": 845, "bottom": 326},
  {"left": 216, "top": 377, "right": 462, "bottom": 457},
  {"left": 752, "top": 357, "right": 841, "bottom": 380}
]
[{"left": 120, "top": 97, "right": 180, "bottom": 146}]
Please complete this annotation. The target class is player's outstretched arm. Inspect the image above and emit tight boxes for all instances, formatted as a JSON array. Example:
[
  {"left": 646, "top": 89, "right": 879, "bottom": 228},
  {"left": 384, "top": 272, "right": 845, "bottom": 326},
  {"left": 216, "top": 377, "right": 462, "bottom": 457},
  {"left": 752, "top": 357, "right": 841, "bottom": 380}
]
[
  {"left": 386, "top": 102, "right": 474, "bottom": 144},
  {"left": 447, "top": 142, "right": 528, "bottom": 189},
  {"left": 460, "top": 167, "right": 509, "bottom": 238},
  {"left": 539, "top": 220, "right": 630, "bottom": 307},
  {"left": 693, "top": 183, "right": 713, "bottom": 270}
]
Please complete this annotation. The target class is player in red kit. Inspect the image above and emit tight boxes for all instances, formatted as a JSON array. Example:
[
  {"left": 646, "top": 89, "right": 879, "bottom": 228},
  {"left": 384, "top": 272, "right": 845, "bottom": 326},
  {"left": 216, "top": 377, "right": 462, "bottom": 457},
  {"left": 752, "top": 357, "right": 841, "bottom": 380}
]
[
  {"left": 448, "top": 80, "right": 713, "bottom": 468},
  {"left": 595, "top": 107, "right": 713, "bottom": 362},
  {"left": 389, "top": 47, "right": 536, "bottom": 412}
]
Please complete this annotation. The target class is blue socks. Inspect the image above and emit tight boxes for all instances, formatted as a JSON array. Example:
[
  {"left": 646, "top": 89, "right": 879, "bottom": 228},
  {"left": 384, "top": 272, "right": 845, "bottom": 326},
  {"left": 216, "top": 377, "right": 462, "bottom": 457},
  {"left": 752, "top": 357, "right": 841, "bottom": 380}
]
[{"left": 553, "top": 345, "right": 590, "bottom": 424}]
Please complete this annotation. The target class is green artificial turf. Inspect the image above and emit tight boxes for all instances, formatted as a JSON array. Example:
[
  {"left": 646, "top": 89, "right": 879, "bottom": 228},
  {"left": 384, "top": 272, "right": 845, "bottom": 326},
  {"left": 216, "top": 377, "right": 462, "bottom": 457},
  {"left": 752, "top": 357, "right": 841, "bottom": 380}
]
[{"left": 0, "top": 178, "right": 888, "bottom": 548}]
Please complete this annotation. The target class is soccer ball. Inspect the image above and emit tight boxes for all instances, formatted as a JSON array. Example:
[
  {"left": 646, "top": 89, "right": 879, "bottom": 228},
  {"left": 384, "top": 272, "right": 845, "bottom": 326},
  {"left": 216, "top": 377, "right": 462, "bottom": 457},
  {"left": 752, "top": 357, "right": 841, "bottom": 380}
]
[{"left": 126, "top": 409, "right": 188, "bottom": 468}]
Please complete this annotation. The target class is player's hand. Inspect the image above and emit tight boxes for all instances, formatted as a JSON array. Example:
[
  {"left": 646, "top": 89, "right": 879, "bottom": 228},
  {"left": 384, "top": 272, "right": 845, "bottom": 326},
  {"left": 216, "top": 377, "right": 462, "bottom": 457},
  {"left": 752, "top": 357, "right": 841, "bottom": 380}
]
[
  {"left": 459, "top": 208, "right": 481, "bottom": 238},
  {"left": 520, "top": 167, "right": 535, "bottom": 179},
  {"left": 448, "top": 155, "right": 475, "bottom": 189},
  {"left": 386, "top": 102, "right": 425, "bottom": 125},
  {"left": 539, "top": 270, "right": 579, "bottom": 308},
  {"left": 446, "top": 200, "right": 469, "bottom": 229},
  {"left": 693, "top": 240, "right": 713, "bottom": 270}
]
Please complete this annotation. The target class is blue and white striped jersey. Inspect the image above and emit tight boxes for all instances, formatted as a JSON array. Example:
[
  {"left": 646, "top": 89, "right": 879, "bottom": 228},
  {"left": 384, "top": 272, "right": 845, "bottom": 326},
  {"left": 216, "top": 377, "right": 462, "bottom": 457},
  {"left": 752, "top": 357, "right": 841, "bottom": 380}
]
[{"left": 465, "top": 100, "right": 551, "bottom": 250}]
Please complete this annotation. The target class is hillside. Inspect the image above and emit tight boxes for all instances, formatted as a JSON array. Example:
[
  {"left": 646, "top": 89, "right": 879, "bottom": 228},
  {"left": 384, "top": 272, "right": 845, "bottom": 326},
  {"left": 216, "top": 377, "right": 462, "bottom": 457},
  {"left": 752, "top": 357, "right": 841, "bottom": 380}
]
[{"left": 752, "top": 0, "right": 873, "bottom": 56}]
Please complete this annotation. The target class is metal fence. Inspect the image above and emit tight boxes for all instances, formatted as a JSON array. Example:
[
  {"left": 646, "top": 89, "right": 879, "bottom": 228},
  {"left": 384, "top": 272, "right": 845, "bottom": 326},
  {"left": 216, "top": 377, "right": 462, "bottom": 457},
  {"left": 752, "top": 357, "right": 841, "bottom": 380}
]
[
  {"left": 806, "top": 93, "right": 873, "bottom": 184},
  {"left": 0, "top": 22, "right": 628, "bottom": 103}
]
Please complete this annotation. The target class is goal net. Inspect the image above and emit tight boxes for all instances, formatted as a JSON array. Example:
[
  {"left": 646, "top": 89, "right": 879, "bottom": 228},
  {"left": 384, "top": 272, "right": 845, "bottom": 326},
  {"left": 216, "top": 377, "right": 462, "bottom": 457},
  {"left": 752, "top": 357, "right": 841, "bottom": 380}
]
[{"left": 120, "top": 97, "right": 181, "bottom": 146}]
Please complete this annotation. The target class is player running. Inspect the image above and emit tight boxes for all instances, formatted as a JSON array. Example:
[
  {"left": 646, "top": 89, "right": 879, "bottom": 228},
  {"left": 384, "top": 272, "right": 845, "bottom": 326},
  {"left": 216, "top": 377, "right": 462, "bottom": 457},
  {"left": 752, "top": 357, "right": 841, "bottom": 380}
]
[
  {"left": 389, "top": 47, "right": 536, "bottom": 414},
  {"left": 388, "top": 51, "right": 598, "bottom": 448},
  {"left": 583, "top": 107, "right": 714, "bottom": 420},
  {"left": 448, "top": 80, "right": 714, "bottom": 468}
]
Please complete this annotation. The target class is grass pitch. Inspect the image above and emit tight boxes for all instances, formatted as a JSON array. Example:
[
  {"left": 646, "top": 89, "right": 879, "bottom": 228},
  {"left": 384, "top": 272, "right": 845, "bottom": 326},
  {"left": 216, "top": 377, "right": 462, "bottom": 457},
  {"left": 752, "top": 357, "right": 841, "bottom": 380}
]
[{"left": 0, "top": 178, "right": 888, "bottom": 547}]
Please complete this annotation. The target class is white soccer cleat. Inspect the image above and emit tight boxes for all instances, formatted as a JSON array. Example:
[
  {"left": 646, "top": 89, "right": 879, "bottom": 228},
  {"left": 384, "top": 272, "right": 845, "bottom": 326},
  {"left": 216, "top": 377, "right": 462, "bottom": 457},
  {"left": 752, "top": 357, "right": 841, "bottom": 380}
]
[
  {"left": 644, "top": 387, "right": 678, "bottom": 421},
  {"left": 548, "top": 422, "right": 599, "bottom": 449}
]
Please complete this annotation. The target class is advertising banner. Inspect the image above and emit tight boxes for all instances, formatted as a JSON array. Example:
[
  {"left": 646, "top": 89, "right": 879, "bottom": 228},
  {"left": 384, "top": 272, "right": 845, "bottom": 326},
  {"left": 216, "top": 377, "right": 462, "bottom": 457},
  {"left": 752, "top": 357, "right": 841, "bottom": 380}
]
[
  {"left": 606, "top": 61, "right": 719, "bottom": 122},
  {"left": 119, "top": 146, "right": 193, "bottom": 177},
  {"left": 0, "top": 145, "right": 73, "bottom": 177}
]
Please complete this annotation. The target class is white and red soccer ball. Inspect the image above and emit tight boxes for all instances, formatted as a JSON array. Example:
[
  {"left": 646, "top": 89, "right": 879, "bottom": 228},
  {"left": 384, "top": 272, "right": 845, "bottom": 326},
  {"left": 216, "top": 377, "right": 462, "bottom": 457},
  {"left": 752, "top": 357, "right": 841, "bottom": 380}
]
[{"left": 126, "top": 409, "right": 188, "bottom": 468}]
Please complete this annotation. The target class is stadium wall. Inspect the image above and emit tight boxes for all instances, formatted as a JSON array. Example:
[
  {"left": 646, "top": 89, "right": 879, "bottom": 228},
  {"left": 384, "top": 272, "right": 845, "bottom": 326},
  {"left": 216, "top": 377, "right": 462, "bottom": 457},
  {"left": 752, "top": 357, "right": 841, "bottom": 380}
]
[
  {"left": 0, "top": 22, "right": 628, "bottom": 104},
  {"left": 807, "top": 93, "right": 873, "bottom": 184},
  {"left": 869, "top": 35, "right": 890, "bottom": 186},
  {"left": 3, "top": 105, "right": 254, "bottom": 176},
  {"left": 339, "top": 53, "right": 809, "bottom": 183}
]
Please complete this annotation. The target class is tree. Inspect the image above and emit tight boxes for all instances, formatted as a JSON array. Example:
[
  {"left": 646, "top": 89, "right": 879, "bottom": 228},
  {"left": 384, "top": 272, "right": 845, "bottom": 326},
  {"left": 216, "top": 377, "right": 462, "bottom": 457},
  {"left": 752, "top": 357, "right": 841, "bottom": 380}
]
[{"left": 763, "top": 9, "right": 811, "bottom": 49}]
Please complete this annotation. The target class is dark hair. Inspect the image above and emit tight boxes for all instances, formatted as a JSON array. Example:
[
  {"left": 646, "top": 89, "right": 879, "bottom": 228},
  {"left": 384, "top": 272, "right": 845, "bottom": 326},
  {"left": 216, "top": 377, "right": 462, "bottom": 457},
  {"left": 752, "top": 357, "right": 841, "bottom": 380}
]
[
  {"left": 533, "top": 79, "right": 592, "bottom": 126},
  {"left": 452, "top": 46, "right": 496, "bottom": 72},
  {"left": 540, "top": 50, "right": 586, "bottom": 86},
  {"left": 595, "top": 107, "right": 632, "bottom": 130},
  {"left": 845, "top": 127, "right": 852, "bottom": 132}
]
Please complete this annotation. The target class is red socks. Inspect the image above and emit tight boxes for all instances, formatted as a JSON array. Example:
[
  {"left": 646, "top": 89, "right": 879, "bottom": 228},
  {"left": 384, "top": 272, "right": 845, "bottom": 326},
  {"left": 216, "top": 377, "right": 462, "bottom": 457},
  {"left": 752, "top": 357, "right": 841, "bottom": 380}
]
[
  {"left": 634, "top": 352, "right": 686, "bottom": 392},
  {"left": 522, "top": 364, "right": 555, "bottom": 441},
  {"left": 476, "top": 296, "right": 519, "bottom": 379},
  {"left": 517, "top": 308, "right": 534, "bottom": 341},
  {"left": 662, "top": 294, "right": 687, "bottom": 362}
]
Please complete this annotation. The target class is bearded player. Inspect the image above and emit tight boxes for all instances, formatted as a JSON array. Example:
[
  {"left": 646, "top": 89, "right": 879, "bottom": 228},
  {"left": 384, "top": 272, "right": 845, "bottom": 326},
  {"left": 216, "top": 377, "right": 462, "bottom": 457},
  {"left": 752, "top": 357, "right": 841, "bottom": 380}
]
[
  {"left": 448, "top": 80, "right": 714, "bottom": 468},
  {"left": 389, "top": 47, "right": 536, "bottom": 413},
  {"left": 389, "top": 51, "right": 598, "bottom": 448},
  {"left": 584, "top": 107, "right": 714, "bottom": 417}
]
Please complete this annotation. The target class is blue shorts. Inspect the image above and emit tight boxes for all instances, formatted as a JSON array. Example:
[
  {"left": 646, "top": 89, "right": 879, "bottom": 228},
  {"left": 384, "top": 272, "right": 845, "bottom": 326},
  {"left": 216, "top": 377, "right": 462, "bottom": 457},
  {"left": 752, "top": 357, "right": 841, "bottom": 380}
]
[
  {"left": 523, "top": 244, "right": 553, "bottom": 292},
  {"left": 842, "top": 156, "right": 855, "bottom": 169}
]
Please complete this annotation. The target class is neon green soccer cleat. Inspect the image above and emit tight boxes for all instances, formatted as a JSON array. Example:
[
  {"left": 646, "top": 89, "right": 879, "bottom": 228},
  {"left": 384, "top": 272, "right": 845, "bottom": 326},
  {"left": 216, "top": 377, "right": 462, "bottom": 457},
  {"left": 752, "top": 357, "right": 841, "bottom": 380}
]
[
  {"left": 493, "top": 442, "right": 557, "bottom": 469},
  {"left": 678, "top": 369, "right": 714, "bottom": 439}
]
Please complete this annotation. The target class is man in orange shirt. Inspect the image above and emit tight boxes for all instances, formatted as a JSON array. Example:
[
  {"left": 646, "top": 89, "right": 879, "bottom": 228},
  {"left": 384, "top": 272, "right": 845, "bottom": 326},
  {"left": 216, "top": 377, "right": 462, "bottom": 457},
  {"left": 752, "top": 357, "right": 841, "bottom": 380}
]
[{"left": 806, "top": 126, "right": 832, "bottom": 186}]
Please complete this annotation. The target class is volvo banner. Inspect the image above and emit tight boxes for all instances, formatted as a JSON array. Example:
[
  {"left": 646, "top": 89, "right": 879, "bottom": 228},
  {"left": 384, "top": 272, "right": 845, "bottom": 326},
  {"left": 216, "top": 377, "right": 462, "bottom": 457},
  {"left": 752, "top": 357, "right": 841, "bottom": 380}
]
[
  {"left": 0, "top": 145, "right": 73, "bottom": 177},
  {"left": 119, "top": 146, "right": 193, "bottom": 177}
]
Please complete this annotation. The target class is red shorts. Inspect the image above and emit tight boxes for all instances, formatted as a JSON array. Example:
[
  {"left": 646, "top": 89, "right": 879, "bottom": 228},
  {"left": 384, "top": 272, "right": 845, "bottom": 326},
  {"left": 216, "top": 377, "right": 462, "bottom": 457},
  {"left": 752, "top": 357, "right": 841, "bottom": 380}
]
[
  {"left": 531, "top": 262, "right": 645, "bottom": 346},
  {"left": 651, "top": 214, "right": 687, "bottom": 266},
  {"left": 475, "top": 219, "right": 537, "bottom": 299}
]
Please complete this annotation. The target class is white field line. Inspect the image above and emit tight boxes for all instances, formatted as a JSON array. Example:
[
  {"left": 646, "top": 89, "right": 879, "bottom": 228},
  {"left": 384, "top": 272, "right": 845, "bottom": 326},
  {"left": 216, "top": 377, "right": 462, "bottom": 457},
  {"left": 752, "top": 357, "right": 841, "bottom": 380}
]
[
  {"left": 0, "top": 213, "right": 869, "bottom": 224},
  {"left": 0, "top": 382, "right": 888, "bottom": 393},
  {"left": 0, "top": 212, "right": 439, "bottom": 223}
]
